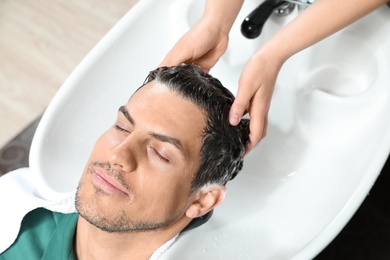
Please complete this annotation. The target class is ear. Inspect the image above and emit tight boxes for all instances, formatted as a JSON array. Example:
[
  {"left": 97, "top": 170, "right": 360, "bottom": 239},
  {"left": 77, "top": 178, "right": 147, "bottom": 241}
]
[{"left": 186, "top": 185, "right": 226, "bottom": 219}]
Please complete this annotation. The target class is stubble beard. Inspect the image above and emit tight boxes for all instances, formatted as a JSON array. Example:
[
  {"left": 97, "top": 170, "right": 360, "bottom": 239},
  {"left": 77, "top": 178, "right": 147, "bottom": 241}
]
[{"left": 75, "top": 161, "right": 186, "bottom": 233}]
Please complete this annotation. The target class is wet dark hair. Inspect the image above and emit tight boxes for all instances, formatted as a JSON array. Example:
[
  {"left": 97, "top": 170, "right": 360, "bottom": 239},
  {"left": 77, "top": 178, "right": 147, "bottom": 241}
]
[{"left": 141, "top": 64, "right": 250, "bottom": 192}]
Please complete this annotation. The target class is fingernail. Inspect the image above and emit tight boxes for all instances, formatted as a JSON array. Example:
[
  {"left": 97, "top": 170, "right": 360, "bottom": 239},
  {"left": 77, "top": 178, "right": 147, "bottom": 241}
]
[{"left": 229, "top": 114, "right": 241, "bottom": 125}]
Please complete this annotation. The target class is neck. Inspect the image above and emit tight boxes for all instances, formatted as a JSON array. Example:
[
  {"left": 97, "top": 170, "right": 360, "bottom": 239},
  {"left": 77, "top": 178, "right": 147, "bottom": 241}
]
[{"left": 74, "top": 216, "right": 188, "bottom": 260}]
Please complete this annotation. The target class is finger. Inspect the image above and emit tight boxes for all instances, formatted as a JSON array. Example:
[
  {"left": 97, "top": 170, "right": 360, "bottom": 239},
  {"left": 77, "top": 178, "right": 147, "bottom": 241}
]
[
  {"left": 247, "top": 111, "right": 268, "bottom": 152},
  {"left": 244, "top": 121, "right": 267, "bottom": 155},
  {"left": 229, "top": 79, "right": 258, "bottom": 126},
  {"left": 246, "top": 89, "right": 271, "bottom": 151},
  {"left": 160, "top": 53, "right": 187, "bottom": 67},
  {"left": 229, "top": 99, "right": 248, "bottom": 126},
  {"left": 191, "top": 42, "right": 227, "bottom": 72},
  {"left": 159, "top": 42, "right": 193, "bottom": 67},
  {"left": 244, "top": 115, "right": 267, "bottom": 156},
  {"left": 192, "top": 55, "right": 219, "bottom": 73}
]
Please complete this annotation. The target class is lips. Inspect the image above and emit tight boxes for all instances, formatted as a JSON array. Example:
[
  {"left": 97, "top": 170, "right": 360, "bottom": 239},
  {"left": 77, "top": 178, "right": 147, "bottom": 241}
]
[{"left": 92, "top": 167, "right": 129, "bottom": 196}]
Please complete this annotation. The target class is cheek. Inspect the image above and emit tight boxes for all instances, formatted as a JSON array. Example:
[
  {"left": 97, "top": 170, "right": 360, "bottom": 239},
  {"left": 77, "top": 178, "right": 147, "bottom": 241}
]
[
  {"left": 145, "top": 184, "right": 190, "bottom": 216},
  {"left": 89, "top": 131, "right": 117, "bottom": 158},
  {"left": 150, "top": 173, "right": 193, "bottom": 203}
]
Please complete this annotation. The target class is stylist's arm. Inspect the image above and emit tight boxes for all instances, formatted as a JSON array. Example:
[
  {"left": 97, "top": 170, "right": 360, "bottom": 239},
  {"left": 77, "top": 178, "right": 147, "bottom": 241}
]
[{"left": 161, "top": 0, "right": 388, "bottom": 154}]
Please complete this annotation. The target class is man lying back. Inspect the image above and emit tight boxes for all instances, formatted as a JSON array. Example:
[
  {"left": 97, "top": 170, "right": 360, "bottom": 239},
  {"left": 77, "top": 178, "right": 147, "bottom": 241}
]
[{"left": 1, "top": 64, "right": 249, "bottom": 259}]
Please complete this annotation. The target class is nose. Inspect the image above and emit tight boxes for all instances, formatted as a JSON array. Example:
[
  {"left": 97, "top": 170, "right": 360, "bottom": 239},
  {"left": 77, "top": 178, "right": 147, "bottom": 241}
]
[{"left": 107, "top": 136, "right": 138, "bottom": 173}]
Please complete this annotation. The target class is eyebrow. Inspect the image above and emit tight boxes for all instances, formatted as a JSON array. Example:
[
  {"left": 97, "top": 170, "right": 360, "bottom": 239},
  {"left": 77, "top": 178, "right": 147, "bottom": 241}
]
[
  {"left": 118, "top": 106, "right": 185, "bottom": 157},
  {"left": 119, "top": 106, "right": 134, "bottom": 125}
]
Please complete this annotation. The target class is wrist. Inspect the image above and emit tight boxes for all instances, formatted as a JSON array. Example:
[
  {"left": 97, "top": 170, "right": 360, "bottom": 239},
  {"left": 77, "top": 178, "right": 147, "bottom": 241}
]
[
  {"left": 202, "top": 0, "right": 244, "bottom": 34},
  {"left": 253, "top": 40, "right": 288, "bottom": 70}
]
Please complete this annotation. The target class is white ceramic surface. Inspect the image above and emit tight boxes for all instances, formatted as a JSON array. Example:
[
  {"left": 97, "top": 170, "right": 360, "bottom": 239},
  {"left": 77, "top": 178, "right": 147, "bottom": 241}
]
[{"left": 29, "top": 0, "right": 390, "bottom": 259}]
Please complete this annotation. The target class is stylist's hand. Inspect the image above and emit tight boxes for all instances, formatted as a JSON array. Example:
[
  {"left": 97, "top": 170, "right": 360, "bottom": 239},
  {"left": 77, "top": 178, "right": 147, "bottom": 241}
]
[
  {"left": 160, "top": 18, "right": 229, "bottom": 72},
  {"left": 229, "top": 47, "right": 284, "bottom": 153}
]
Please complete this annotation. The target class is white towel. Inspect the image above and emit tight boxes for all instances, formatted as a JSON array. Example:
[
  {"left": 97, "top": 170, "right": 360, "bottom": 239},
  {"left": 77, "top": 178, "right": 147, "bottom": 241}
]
[
  {"left": 150, "top": 234, "right": 178, "bottom": 260},
  {"left": 0, "top": 168, "right": 76, "bottom": 253}
]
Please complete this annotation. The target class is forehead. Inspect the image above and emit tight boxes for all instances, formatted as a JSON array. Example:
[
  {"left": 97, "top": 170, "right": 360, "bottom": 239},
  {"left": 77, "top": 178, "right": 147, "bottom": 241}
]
[{"left": 127, "top": 81, "right": 206, "bottom": 159}]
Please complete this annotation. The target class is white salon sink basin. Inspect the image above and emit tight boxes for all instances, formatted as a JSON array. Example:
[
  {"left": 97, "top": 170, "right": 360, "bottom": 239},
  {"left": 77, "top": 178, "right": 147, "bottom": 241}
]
[{"left": 30, "top": 0, "right": 390, "bottom": 259}]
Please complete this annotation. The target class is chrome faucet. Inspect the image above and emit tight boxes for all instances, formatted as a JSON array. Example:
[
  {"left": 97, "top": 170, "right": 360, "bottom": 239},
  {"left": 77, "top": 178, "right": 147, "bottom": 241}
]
[
  {"left": 241, "top": 0, "right": 313, "bottom": 39},
  {"left": 285, "top": 0, "right": 315, "bottom": 11}
]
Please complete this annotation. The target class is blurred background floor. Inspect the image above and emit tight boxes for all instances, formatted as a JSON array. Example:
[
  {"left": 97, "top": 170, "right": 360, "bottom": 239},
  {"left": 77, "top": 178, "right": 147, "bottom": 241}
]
[{"left": 0, "top": 0, "right": 138, "bottom": 148}]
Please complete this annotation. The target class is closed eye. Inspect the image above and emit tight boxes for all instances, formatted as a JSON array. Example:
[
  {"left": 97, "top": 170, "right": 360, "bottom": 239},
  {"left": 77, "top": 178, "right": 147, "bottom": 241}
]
[
  {"left": 114, "top": 124, "right": 129, "bottom": 133},
  {"left": 151, "top": 147, "right": 169, "bottom": 163}
]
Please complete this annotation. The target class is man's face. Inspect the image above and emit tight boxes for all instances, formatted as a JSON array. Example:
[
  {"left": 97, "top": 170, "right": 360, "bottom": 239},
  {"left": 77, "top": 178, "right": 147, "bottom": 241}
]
[{"left": 76, "top": 81, "right": 206, "bottom": 232}]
